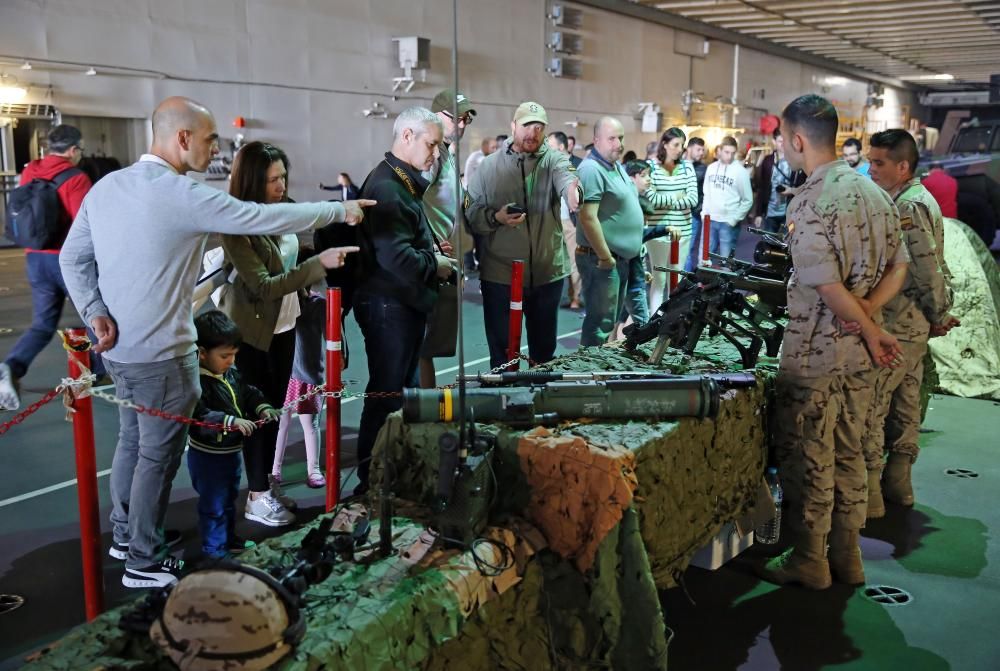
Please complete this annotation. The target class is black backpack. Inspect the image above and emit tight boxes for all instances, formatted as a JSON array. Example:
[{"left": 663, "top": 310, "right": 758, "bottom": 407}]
[{"left": 4, "top": 167, "right": 82, "bottom": 249}]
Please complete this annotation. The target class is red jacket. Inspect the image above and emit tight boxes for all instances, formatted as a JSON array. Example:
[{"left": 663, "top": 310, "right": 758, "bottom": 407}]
[
  {"left": 18, "top": 155, "right": 93, "bottom": 253},
  {"left": 921, "top": 168, "right": 958, "bottom": 219}
]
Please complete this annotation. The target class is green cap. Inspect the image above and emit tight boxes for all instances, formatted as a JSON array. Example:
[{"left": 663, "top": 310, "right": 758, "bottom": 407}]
[
  {"left": 431, "top": 89, "right": 476, "bottom": 116},
  {"left": 513, "top": 101, "right": 548, "bottom": 126}
]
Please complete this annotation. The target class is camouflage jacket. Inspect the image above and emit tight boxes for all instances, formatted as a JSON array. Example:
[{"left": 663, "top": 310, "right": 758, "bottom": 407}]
[
  {"left": 881, "top": 178, "right": 953, "bottom": 342},
  {"left": 781, "top": 160, "right": 907, "bottom": 377}
]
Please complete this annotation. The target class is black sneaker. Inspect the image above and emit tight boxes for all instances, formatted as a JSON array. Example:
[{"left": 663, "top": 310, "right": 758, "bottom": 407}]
[
  {"left": 122, "top": 556, "right": 185, "bottom": 589},
  {"left": 109, "top": 529, "right": 182, "bottom": 561}
]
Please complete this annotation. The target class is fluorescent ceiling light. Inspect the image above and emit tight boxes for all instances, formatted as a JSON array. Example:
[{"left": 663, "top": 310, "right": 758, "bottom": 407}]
[{"left": 900, "top": 73, "right": 955, "bottom": 81}]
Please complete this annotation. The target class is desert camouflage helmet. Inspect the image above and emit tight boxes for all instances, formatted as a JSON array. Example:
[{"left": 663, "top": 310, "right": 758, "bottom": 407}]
[{"left": 150, "top": 565, "right": 303, "bottom": 670}]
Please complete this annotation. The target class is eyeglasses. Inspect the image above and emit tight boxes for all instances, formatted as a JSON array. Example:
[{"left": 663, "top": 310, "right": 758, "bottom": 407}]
[{"left": 442, "top": 110, "right": 474, "bottom": 126}]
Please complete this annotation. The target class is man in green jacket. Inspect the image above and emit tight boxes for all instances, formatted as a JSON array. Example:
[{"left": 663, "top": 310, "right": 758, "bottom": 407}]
[{"left": 466, "top": 102, "right": 581, "bottom": 369}]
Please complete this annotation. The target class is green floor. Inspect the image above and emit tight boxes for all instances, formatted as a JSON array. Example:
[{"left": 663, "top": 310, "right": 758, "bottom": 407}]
[{"left": 662, "top": 394, "right": 1000, "bottom": 671}]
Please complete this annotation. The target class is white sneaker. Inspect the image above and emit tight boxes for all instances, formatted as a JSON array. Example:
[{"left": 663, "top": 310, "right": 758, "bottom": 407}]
[
  {"left": 122, "top": 556, "right": 185, "bottom": 589},
  {"left": 245, "top": 492, "right": 295, "bottom": 527},
  {"left": 0, "top": 363, "right": 20, "bottom": 411}
]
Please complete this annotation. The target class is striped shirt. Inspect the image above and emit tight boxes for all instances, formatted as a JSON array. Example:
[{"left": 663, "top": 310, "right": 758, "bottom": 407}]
[{"left": 643, "top": 159, "right": 699, "bottom": 227}]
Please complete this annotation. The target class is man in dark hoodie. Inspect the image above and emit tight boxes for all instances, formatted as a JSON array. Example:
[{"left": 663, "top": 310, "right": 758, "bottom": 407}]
[{"left": 353, "top": 106, "right": 454, "bottom": 494}]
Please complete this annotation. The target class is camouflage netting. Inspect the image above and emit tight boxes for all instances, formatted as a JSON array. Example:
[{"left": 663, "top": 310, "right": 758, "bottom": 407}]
[
  {"left": 926, "top": 219, "right": 1000, "bottom": 400},
  {"left": 515, "top": 428, "right": 638, "bottom": 573},
  {"left": 22, "top": 505, "right": 549, "bottom": 671}
]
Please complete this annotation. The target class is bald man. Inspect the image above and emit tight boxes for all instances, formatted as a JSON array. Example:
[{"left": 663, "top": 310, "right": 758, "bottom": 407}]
[
  {"left": 59, "top": 96, "right": 371, "bottom": 589},
  {"left": 575, "top": 117, "right": 643, "bottom": 345}
]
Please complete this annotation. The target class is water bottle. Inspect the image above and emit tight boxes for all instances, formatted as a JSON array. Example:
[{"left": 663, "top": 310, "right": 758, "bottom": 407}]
[{"left": 756, "top": 467, "right": 783, "bottom": 545}]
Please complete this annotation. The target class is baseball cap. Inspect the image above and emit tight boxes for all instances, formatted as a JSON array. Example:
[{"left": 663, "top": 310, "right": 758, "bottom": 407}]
[
  {"left": 513, "top": 101, "right": 548, "bottom": 126},
  {"left": 431, "top": 89, "right": 476, "bottom": 116}
]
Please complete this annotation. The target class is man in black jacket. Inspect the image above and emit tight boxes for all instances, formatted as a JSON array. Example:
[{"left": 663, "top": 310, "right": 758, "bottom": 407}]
[{"left": 354, "top": 107, "right": 454, "bottom": 494}]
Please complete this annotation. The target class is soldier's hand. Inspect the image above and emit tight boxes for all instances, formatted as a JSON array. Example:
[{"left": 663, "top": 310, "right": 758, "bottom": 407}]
[
  {"left": 929, "top": 315, "right": 960, "bottom": 337},
  {"left": 644, "top": 271, "right": 654, "bottom": 284},
  {"left": 495, "top": 205, "right": 526, "bottom": 227},
  {"left": 438, "top": 240, "right": 454, "bottom": 256},
  {"left": 864, "top": 328, "right": 904, "bottom": 369},
  {"left": 342, "top": 199, "right": 377, "bottom": 225},
  {"left": 838, "top": 318, "right": 863, "bottom": 336},
  {"left": 232, "top": 418, "right": 257, "bottom": 436},
  {"left": 753, "top": 216, "right": 763, "bottom": 228}
]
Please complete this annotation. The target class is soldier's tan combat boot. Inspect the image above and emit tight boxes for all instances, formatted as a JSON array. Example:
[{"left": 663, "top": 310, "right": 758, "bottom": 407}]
[
  {"left": 883, "top": 452, "right": 915, "bottom": 506},
  {"left": 828, "top": 529, "right": 866, "bottom": 585},
  {"left": 866, "top": 468, "right": 886, "bottom": 519},
  {"left": 756, "top": 533, "right": 832, "bottom": 590}
]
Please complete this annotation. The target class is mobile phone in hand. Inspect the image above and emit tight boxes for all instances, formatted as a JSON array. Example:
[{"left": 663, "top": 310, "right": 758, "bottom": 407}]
[{"left": 506, "top": 204, "right": 526, "bottom": 215}]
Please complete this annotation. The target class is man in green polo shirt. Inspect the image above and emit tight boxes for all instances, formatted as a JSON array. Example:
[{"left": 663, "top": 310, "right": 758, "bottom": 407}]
[{"left": 576, "top": 116, "right": 644, "bottom": 346}]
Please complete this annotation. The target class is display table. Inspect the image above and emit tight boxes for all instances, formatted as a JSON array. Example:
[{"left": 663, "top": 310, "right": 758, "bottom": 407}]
[{"left": 24, "top": 338, "right": 774, "bottom": 670}]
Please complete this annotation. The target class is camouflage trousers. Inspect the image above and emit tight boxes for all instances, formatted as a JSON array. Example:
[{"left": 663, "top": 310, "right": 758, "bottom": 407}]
[
  {"left": 862, "top": 339, "right": 928, "bottom": 470},
  {"left": 772, "top": 368, "right": 877, "bottom": 535}
]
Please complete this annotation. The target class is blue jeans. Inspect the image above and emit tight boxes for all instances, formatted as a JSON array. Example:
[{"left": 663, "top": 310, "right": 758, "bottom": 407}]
[
  {"left": 577, "top": 252, "right": 630, "bottom": 347},
  {"left": 709, "top": 220, "right": 741, "bottom": 259},
  {"left": 187, "top": 448, "right": 242, "bottom": 558},
  {"left": 617, "top": 255, "right": 650, "bottom": 326},
  {"left": 354, "top": 291, "right": 427, "bottom": 492},
  {"left": 480, "top": 278, "right": 563, "bottom": 370},
  {"left": 5, "top": 251, "right": 104, "bottom": 378},
  {"left": 104, "top": 353, "right": 201, "bottom": 569}
]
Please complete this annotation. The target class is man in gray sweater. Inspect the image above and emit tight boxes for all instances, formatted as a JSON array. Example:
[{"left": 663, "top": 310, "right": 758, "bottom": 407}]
[{"left": 59, "top": 96, "right": 369, "bottom": 588}]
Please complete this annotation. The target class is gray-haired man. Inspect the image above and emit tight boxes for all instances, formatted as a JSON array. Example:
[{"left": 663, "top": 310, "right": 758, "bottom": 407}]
[{"left": 353, "top": 107, "right": 453, "bottom": 494}]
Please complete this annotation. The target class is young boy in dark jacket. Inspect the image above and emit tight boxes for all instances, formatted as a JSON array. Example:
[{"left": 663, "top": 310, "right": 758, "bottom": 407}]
[{"left": 188, "top": 310, "right": 279, "bottom": 558}]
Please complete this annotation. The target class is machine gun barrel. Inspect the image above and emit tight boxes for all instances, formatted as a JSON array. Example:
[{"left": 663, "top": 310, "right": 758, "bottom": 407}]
[{"left": 403, "top": 375, "right": 756, "bottom": 425}]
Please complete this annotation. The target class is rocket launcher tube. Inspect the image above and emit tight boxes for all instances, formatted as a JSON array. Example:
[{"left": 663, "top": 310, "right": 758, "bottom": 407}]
[{"left": 402, "top": 375, "right": 742, "bottom": 425}]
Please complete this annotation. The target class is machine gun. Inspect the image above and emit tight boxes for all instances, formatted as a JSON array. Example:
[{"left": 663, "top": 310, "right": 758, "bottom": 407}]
[
  {"left": 623, "top": 266, "right": 786, "bottom": 369},
  {"left": 710, "top": 227, "right": 792, "bottom": 283},
  {"left": 403, "top": 371, "right": 756, "bottom": 426},
  {"left": 711, "top": 227, "right": 792, "bottom": 284}
]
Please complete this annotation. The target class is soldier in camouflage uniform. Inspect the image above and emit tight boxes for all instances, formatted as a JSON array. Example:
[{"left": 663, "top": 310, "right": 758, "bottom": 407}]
[
  {"left": 759, "top": 95, "right": 909, "bottom": 590},
  {"left": 858, "top": 130, "right": 959, "bottom": 517}
]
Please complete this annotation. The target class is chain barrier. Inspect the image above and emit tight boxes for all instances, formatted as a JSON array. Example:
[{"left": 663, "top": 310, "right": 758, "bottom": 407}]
[
  {"left": 1, "top": 354, "right": 535, "bottom": 437},
  {"left": 0, "top": 388, "right": 62, "bottom": 436}
]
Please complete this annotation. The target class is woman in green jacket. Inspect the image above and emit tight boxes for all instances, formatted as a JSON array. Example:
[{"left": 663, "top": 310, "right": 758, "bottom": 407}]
[{"left": 220, "top": 142, "right": 353, "bottom": 527}]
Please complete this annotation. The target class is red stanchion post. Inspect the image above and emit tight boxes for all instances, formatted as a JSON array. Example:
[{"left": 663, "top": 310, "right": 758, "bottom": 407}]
[
  {"left": 506, "top": 260, "right": 525, "bottom": 371},
  {"left": 702, "top": 214, "right": 711, "bottom": 266},
  {"left": 669, "top": 235, "right": 680, "bottom": 293},
  {"left": 65, "top": 328, "right": 104, "bottom": 621},
  {"left": 325, "top": 288, "right": 342, "bottom": 512}
]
